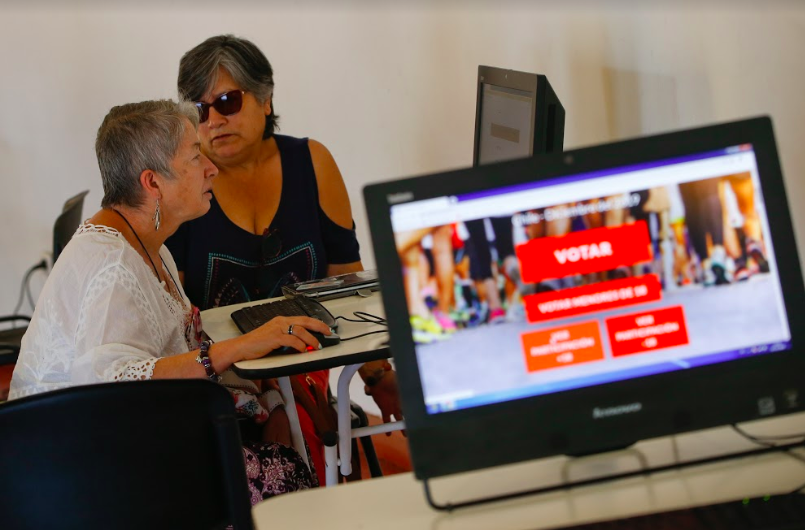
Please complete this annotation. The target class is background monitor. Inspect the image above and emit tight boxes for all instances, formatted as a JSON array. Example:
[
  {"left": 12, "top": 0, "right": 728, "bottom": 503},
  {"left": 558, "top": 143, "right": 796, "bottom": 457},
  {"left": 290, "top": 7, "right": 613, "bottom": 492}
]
[
  {"left": 473, "top": 65, "right": 565, "bottom": 167},
  {"left": 365, "top": 117, "right": 805, "bottom": 479},
  {"left": 53, "top": 190, "right": 89, "bottom": 264}
]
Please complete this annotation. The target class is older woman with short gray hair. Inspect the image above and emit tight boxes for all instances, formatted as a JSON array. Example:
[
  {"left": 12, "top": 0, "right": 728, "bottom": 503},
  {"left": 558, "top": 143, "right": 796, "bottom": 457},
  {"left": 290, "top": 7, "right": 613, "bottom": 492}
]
[{"left": 10, "top": 99, "right": 331, "bottom": 501}]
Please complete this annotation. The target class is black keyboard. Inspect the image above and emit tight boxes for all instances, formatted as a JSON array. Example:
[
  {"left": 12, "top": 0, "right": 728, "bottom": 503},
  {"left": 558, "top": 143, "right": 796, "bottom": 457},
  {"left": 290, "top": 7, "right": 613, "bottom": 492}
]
[
  {"left": 552, "top": 493, "right": 805, "bottom": 530},
  {"left": 230, "top": 297, "right": 338, "bottom": 335}
]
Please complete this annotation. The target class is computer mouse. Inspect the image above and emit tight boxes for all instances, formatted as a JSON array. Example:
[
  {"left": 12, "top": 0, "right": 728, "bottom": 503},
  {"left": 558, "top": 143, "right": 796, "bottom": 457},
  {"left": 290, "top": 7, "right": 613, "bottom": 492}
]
[
  {"left": 264, "top": 331, "right": 341, "bottom": 357},
  {"left": 313, "top": 330, "right": 341, "bottom": 348},
  {"left": 264, "top": 345, "right": 300, "bottom": 356}
]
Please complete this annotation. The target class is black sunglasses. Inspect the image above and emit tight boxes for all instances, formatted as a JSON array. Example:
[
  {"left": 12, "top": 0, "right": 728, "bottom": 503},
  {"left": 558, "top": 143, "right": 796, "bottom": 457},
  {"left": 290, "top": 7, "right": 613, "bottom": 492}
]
[{"left": 194, "top": 90, "right": 244, "bottom": 123}]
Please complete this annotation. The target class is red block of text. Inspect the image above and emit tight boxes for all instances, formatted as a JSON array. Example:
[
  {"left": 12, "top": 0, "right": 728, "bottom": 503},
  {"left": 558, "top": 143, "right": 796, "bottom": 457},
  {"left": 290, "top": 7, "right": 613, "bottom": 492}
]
[{"left": 516, "top": 221, "right": 651, "bottom": 283}]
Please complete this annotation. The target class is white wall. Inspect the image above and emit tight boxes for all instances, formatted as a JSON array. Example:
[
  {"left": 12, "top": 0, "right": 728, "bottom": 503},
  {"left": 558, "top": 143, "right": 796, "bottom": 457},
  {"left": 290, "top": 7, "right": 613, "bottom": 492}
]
[{"left": 2, "top": 2, "right": 804, "bottom": 316}]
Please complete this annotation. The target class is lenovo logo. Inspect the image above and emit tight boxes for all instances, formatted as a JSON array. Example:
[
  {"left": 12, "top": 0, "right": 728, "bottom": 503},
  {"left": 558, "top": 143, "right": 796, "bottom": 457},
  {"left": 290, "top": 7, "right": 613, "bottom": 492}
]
[{"left": 592, "top": 402, "right": 643, "bottom": 419}]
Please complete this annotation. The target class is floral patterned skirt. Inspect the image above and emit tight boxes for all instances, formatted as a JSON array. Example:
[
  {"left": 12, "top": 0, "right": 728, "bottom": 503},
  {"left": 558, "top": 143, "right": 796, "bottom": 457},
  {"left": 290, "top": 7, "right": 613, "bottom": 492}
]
[{"left": 242, "top": 440, "right": 316, "bottom": 505}]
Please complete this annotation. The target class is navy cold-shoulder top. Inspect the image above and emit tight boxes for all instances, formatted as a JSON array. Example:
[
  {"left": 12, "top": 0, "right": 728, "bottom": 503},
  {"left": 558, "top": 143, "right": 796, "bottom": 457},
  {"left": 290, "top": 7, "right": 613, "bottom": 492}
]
[{"left": 166, "top": 135, "right": 361, "bottom": 310}]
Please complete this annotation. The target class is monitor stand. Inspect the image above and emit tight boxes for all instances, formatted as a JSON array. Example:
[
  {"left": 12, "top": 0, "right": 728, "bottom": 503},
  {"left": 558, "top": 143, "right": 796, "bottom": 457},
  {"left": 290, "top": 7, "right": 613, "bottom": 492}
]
[
  {"left": 565, "top": 441, "right": 636, "bottom": 458},
  {"left": 422, "top": 439, "right": 804, "bottom": 511}
]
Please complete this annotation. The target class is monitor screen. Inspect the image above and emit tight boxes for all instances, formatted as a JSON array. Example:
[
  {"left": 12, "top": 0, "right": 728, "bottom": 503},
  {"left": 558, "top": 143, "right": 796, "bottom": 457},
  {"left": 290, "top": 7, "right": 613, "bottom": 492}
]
[
  {"left": 477, "top": 84, "right": 535, "bottom": 164},
  {"left": 365, "top": 117, "right": 805, "bottom": 479},
  {"left": 391, "top": 145, "right": 790, "bottom": 415}
]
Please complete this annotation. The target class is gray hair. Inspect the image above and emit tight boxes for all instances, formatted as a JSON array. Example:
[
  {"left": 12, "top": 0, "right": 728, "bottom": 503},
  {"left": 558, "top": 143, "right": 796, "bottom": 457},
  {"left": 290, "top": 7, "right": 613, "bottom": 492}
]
[
  {"left": 96, "top": 100, "right": 199, "bottom": 209},
  {"left": 178, "top": 35, "right": 279, "bottom": 139}
]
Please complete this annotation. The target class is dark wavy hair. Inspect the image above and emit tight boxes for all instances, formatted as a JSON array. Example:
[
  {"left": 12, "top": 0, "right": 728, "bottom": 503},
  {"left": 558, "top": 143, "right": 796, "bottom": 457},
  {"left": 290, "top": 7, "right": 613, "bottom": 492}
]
[{"left": 178, "top": 35, "right": 278, "bottom": 139}]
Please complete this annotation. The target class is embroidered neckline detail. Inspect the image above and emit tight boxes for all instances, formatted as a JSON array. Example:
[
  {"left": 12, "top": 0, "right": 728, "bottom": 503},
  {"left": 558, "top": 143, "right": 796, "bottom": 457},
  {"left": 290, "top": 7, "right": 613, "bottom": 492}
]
[
  {"left": 76, "top": 221, "right": 192, "bottom": 347},
  {"left": 76, "top": 222, "right": 122, "bottom": 237}
]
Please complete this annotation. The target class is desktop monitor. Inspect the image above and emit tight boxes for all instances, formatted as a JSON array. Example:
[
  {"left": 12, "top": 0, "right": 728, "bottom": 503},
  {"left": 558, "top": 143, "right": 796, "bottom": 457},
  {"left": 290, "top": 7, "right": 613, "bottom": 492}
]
[
  {"left": 364, "top": 117, "right": 805, "bottom": 479},
  {"left": 473, "top": 65, "right": 565, "bottom": 167}
]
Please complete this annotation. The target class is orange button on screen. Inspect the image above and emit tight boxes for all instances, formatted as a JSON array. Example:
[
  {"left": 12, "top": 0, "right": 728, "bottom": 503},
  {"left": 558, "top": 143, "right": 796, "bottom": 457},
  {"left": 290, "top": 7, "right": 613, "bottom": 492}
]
[{"left": 521, "top": 321, "right": 605, "bottom": 373}]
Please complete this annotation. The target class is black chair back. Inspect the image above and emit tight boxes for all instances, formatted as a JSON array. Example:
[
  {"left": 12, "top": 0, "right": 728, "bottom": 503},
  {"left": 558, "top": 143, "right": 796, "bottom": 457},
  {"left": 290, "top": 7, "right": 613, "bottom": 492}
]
[{"left": 0, "top": 380, "right": 253, "bottom": 530}]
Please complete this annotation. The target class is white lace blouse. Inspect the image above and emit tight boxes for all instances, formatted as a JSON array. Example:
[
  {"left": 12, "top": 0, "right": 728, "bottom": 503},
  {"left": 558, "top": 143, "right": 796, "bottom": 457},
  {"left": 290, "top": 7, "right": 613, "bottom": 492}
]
[{"left": 8, "top": 223, "right": 199, "bottom": 400}]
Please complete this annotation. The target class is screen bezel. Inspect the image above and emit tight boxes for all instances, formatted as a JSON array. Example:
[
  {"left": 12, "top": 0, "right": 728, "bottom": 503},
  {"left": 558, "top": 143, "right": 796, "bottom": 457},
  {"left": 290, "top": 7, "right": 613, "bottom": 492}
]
[{"left": 365, "top": 117, "right": 805, "bottom": 479}]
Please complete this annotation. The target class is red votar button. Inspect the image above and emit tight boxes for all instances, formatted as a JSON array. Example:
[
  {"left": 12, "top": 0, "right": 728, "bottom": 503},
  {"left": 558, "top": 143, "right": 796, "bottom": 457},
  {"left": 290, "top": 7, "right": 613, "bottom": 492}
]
[
  {"left": 521, "top": 320, "right": 605, "bottom": 373},
  {"left": 523, "top": 274, "right": 662, "bottom": 323},
  {"left": 605, "top": 305, "right": 690, "bottom": 357},
  {"left": 515, "top": 221, "right": 652, "bottom": 283}
]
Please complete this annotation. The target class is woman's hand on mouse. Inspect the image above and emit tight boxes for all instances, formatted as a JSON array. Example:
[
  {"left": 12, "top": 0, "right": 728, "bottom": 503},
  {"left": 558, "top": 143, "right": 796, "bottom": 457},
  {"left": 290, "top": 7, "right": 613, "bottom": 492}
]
[{"left": 239, "top": 316, "right": 332, "bottom": 360}]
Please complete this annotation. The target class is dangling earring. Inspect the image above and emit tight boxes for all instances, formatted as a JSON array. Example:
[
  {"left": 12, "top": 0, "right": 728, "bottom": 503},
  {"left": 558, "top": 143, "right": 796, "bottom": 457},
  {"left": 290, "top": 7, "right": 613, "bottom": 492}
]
[{"left": 152, "top": 198, "right": 161, "bottom": 231}]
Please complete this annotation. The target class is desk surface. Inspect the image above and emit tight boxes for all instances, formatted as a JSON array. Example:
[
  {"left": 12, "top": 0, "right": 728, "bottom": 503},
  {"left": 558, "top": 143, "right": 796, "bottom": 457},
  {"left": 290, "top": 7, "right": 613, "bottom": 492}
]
[
  {"left": 253, "top": 414, "right": 805, "bottom": 530},
  {"left": 201, "top": 292, "right": 390, "bottom": 378}
]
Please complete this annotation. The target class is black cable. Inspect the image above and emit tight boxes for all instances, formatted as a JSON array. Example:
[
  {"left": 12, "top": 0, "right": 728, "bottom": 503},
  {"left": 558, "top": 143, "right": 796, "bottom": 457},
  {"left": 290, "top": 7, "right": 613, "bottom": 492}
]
[
  {"left": 12, "top": 268, "right": 32, "bottom": 317},
  {"left": 785, "top": 451, "right": 805, "bottom": 466},
  {"left": 341, "top": 329, "right": 389, "bottom": 342},
  {"left": 335, "top": 311, "right": 387, "bottom": 325},
  {"left": 731, "top": 424, "right": 805, "bottom": 445},
  {"left": 12, "top": 260, "right": 47, "bottom": 319},
  {"left": 25, "top": 275, "right": 37, "bottom": 311},
  {"left": 334, "top": 311, "right": 389, "bottom": 342},
  {"left": 731, "top": 423, "right": 805, "bottom": 493}
]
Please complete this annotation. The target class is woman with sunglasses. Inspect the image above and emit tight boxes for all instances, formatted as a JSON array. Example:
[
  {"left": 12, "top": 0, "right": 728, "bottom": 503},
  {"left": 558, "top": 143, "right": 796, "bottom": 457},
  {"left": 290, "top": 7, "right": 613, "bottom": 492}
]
[
  {"left": 167, "top": 35, "right": 403, "bottom": 484},
  {"left": 10, "top": 99, "right": 330, "bottom": 501}
]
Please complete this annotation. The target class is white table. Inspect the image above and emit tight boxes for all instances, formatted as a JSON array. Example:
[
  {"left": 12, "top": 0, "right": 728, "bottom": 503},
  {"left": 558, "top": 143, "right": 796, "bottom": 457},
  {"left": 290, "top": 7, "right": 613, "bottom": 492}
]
[
  {"left": 252, "top": 413, "right": 805, "bottom": 529},
  {"left": 201, "top": 291, "right": 404, "bottom": 484}
]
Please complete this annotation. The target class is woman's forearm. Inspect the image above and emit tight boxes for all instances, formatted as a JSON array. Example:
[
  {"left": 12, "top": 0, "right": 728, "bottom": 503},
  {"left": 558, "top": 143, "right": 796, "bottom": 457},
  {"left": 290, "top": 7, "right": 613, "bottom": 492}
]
[
  {"left": 151, "top": 315, "right": 332, "bottom": 380},
  {"left": 150, "top": 335, "right": 253, "bottom": 380}
]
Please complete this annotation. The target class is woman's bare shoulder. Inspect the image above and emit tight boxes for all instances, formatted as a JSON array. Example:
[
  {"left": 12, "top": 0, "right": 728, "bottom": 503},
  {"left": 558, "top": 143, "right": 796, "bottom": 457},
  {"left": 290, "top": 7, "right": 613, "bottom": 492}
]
[
  {"left": 308, "top": 138, "right": 345, "bottom": 189},
  {"left": 307, "top": 138, "right": 336, "bottom": 168},
  {"left": 307, "top": 138, "right": 353, "bottom": 226}
]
